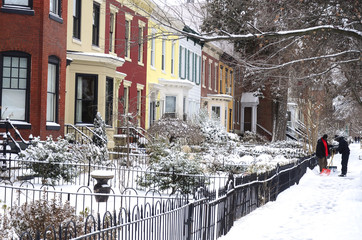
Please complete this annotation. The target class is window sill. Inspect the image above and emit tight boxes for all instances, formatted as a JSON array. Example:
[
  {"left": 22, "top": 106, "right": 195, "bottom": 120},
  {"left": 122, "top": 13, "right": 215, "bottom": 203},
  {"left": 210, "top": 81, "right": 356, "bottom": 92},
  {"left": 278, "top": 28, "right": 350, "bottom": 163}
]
[
  {"left": 92, "top": 45, "right": 101, "bottom": 51},
  {"left": 49, "top": 13, "right": 63, "bottom": 23},
  {"left": 125, "top": 57, "right": 132, "bottom": 62},
  {"left": 46, "top": 122, "right": 60, "bottom": 130},
  {"left": 138, "top": 61, "right": 144, "bottom": 66},
  {"left": 0, "top": 121, "right": 31, "bottom": 129},
  {"left": 72, "top": 38, "right": 82, "bottom": 45},
  {"left": 1, "top": 6, "right": 34, "bottom": 15}
]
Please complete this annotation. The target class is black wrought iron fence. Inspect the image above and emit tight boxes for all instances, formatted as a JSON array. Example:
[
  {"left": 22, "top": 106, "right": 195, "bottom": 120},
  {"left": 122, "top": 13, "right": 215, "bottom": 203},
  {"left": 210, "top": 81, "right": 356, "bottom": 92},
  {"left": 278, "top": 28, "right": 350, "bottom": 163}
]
[{"left": 9, "top": 155, "right": 316, "bottom": 240}]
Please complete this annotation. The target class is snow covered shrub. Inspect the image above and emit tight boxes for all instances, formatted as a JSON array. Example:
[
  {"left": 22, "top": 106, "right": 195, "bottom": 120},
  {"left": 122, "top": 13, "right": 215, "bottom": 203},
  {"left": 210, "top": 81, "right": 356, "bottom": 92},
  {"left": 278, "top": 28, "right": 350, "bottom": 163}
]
[
  {"left": 240, "top": 131, "right": 268, "bottom": 144},
  {"left": 8, "top": 192, "right": 86, "bottom": 239},
  {"left": 92, "top": 112, "right": 109, "bottom": 163},
  {"left": 138, "top": 141, "right": 206, "bottom": 195},
  {"left": 147, "top": 117, "right": 204, "bottom": 145},
  {"left": 0, "top": 200, "right": 15, "bottom": 239},
  {"left": 192, "top": 109, "right": 229, "bottom": 143},
  {"left": 19, "top": 136, "right": 80, "bottom": 184}
]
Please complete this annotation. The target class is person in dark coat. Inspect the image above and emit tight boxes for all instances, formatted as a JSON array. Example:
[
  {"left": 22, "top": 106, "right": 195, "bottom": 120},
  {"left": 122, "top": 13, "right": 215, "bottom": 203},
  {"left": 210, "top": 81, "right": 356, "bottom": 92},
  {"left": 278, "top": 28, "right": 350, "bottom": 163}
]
[
  {"left": 315, "top": 134, "right": 330, "bottom": 173},
  {"left": 334, "top": 136, "right": 350, "bottom": 177}
]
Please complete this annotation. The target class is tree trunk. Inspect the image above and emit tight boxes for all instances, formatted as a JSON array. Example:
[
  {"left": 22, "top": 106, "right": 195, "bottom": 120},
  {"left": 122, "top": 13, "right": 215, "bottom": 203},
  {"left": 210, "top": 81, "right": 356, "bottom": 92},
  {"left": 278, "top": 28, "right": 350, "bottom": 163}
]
[{"left": 272, "top": 91, "right": 288, "bottom": 142}]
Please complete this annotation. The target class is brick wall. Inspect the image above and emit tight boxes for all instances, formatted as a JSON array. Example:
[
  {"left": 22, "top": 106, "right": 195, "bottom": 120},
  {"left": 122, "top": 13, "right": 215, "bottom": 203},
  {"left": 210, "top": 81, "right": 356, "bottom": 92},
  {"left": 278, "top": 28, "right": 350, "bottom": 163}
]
[{"left": 0, "top": 0, "right": 67, "bottom": 140}]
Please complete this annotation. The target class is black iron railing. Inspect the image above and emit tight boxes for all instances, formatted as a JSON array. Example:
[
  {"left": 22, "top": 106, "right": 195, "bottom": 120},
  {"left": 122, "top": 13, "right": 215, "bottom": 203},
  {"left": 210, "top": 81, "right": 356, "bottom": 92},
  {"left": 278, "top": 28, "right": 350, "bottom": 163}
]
[{"left": 10, "top": 155, "right": 316, "bottom": 240}]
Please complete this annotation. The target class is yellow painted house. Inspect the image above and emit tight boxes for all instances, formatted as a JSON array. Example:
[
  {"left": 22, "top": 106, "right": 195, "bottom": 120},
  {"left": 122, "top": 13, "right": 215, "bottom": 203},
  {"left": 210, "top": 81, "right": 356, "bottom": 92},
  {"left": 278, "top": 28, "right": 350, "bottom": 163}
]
[
  {"left": 145, "top": 21, "right": 180, "bottom": 129},
  {"left": 218, "top": 59, "right": 234, "bottom": 132},
  {"left": 65, "top": 0, "right": 126, "bottom": 148}
]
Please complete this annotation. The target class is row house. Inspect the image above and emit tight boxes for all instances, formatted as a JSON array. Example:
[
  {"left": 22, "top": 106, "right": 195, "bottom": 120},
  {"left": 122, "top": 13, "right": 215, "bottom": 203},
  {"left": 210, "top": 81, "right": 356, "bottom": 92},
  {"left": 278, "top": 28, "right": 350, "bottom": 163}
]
[
  {"left": 0, "top": 0, "right": 274, "bottom": 145},
  {"left": 201, "top": 43, "right": 233, "bottom": 131},
  {"left": 105, "top": 0, "right": 149, "bottom": 130},
  {"left": 146, "top": 23, "right": 202, "bottom": 127},
  {"left": 146, "top": 19, "right": 181, "bottom": 127},
  {"left": 0, "top": 0, "right": 67, "bottom": 140},
  {"left": 65, "top": 0, "right": 126, "bottom": 148}
]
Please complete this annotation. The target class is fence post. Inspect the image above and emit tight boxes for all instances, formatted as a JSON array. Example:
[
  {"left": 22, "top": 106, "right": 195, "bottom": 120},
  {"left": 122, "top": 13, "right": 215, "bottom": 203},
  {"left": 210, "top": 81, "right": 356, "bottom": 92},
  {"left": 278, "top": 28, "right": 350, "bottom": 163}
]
[{"left": 186, "top": 203, "right": 194, "bottom": 240}]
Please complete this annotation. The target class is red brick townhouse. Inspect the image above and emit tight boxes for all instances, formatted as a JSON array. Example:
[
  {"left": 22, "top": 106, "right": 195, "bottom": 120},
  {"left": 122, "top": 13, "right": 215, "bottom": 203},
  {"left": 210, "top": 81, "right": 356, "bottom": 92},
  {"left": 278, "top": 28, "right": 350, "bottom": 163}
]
[
  {"left": 0, "top": 0, "right": 67, "bottom": 140},
  {"left": 105, "top": 0, "right": 149, "bottom": 130}
]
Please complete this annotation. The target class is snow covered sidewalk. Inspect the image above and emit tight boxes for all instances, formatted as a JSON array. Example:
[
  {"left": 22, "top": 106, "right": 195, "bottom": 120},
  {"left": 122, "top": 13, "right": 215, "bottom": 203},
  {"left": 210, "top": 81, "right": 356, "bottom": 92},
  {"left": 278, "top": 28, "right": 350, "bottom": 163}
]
[{"left": 219, "top": 143, "right": 362, "bottom": 240}]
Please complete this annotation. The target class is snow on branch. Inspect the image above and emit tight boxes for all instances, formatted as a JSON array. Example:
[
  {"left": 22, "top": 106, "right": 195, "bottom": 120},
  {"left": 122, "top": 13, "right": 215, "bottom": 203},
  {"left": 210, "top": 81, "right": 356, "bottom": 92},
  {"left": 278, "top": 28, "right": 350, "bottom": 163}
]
[
  {"left": 182, "top": 25, "right": 362, "bottom": 43},
  {"left": 241, "top": 50, "right": 361, "bottom": 71}
]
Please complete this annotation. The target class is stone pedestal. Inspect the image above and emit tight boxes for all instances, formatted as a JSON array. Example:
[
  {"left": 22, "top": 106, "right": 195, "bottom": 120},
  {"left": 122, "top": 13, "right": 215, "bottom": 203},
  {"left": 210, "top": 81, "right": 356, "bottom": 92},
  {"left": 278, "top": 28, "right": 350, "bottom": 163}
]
[{"left": 90, "top": 171, "right": 114, "bottom": 202}]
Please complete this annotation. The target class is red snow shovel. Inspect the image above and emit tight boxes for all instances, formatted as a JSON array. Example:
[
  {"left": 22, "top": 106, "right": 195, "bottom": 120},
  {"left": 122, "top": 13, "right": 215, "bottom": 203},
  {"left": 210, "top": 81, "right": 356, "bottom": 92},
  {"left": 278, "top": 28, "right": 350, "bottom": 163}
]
[{"left": 321, "top": 152, "right": 336, "bottom": 176}]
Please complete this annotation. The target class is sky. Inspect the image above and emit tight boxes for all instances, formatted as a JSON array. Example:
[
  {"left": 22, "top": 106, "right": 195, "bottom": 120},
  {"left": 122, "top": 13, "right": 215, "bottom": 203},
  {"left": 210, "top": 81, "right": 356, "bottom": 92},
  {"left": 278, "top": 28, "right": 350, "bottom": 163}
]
[{"left": 219, "top": 143, "right": 362, "bottom": 240}]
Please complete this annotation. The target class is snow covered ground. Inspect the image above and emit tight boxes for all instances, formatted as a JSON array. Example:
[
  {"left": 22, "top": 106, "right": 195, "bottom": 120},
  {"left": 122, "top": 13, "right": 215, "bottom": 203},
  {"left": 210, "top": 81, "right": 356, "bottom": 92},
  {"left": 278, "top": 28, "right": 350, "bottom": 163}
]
[{"left": 219, "top": 143, "right": 362, "bottom": 240}]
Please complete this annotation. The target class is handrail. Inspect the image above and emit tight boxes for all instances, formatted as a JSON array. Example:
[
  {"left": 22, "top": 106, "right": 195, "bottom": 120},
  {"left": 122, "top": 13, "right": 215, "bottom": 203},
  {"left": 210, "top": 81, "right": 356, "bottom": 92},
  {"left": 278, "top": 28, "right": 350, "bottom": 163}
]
[
  {"left": 118, "top": 126, "right": 154, "bottom": 143},
  {"left": 1, "top": 118, "right": 31, "bottom": 145},
  {"left": 64, "top": 124, "right": 92, "bottom": 142},
  {"left": 83, "top": 125, "right": 107, "bottom": 143},
  {"left": 256, "top": 123, "right": 272, "bottom": 136}
]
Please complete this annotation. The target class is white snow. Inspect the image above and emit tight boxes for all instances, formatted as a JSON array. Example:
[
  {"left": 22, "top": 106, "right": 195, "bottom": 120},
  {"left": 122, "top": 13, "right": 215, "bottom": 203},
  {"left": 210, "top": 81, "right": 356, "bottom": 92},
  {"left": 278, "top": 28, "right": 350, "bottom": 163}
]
[{"left": 219, "top": 143, "right": 362, "bottom": 240}]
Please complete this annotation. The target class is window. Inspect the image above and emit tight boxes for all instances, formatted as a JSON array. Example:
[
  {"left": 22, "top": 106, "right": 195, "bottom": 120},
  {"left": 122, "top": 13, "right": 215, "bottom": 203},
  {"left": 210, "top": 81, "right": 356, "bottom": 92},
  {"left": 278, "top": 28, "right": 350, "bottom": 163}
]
[
  {"left": 165, "top": 96, "right": 176, "bottom": 113},
  {"left": 1, "top": 52, "right": 30, "bottom": 121},
  {"left": 225, "top": 68, "right": 228, "bottom": 89},
  {"left": 2, "top": 0, "right": 33, "bottom": 14},
  {"left": 105, "top": 77, "right": 113, "bottom": 126},
  {"left": 123, "top": 87, "right": 129, "bottom": 114},
  {"left": 192, "top": 53, "right": 195, "bottom": 83},
  {"left": 202, "top": 58, "right": 206, "bottom": 87},
  {"left": 150, "top": 30, "right": 155, "bottom": 67},
  {"left": 219, "top": 66, "right": 223, "bottom": 93},
  {"left": 75, "top": 74, "right": 97, "bottom": 124},
  {"left": 109, "top": 13, "right": 115, "bottom": 52},
  {"left": 230, "top": 71, "right": 233, "bottom": 88},
  {"left": 92, "top": 2, "right": 100, "bottom": 46},
  {"left": 137, "top": 90, "right": 142, "bottom": 126},
  {"left": 208, "top": 61, "right": 212, "bottom": 89},
  {"left": 3, "top": 0, "right": 32, "bottom": 8},
  {"left": 214, "top": 64, "right": 218, "bottom": 91},
  {"left": 73, "top": 0, "right": 81, "bottom": 40},
  {"left": 212, "top": 106, "right": 220, "bottom": 119},
  {"left": 50, "top": 0, "right": 61, "bottom": 16},
  {"left": 125, "top": 20, "right": 130, "bottom": 58},
  {"left": 179, "top": 46, "right": 185, "bottom": 79},
  {"left": 196, "top": 55, "right": 201, "bottom": 85},
  {"left": 47, "top": 56, "right": 59, "bottom": 123},
  {"left": 171, "top": 41, "right": 175, "bottom": 74},
  {"left": 138, "top": 27, "right": 144, "bottom": 63},
  {"left": 187, "top": 50, "right": 190, "bottom": 80},
  {"left": 161, "top": 38, "right": 166, "bottom": 71}
]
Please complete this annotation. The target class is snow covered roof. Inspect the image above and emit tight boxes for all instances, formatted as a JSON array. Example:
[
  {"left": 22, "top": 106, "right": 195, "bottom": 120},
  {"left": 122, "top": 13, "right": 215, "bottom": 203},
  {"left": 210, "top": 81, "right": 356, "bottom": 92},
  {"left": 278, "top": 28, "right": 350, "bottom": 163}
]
[
  {"left": 206, "top": 94, "right": 233, "bottom": 102},
  {"left": 158, "top": 78, "right": 195, "bottom": 89},
  {"left": 67, "top": 51, "right": 125, "bottom": 68}
]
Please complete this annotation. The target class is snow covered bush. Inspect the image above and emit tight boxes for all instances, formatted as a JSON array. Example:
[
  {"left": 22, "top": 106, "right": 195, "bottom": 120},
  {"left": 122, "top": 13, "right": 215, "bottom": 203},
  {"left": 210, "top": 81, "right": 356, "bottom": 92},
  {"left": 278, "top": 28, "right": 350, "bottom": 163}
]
[
  {"left": 138, "top": 141, "right": 206, "bottom": 195},
  {"left": 92, "top": 112, "right": 109, "bottom": 164},
  {"left": 192, "top": 109, "right": 229, "bottom": 144},
  {"left": 0, "top": 200, "right": 14, "bottom": 239},
  {"left": 5, "top": 193, "right": 87, "bottom": 239},
  {"left": 147, "top": 117, "right": 204, "bottom": 145},
  {"left": 240, "top": 131, "right": 268, "bottom": 144},
  {"left": 19, "top": 136, "right": 80, "bottom": 184}
]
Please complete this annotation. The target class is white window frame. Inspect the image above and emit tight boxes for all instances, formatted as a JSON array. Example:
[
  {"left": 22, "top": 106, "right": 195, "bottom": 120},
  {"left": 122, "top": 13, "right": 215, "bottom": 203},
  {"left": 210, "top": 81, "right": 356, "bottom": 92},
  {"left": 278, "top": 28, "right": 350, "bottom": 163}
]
[
  {"left": 161, "top": 37, "right": 166, "bottom": 71},
  {"left": 171, "top": 41, "right": 175, "bottom": 75},
  {"left": 150, "top": 29, "right": 156, "bottom": 67},
  {"left": 202, "top": 56, "right": 206, "bottom": 88}
]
